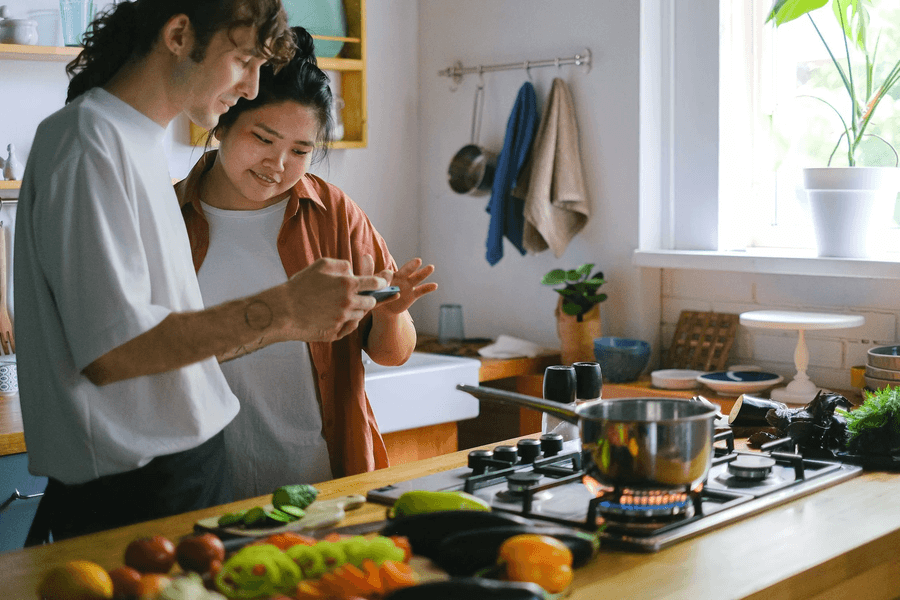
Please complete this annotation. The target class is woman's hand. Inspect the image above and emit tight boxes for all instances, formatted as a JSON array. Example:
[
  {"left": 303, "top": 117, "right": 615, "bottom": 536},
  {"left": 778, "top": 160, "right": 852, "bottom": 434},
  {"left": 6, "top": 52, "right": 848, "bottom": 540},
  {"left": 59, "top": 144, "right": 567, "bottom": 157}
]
[
  {"left": 358, "top": 255, "right": 437, "bottom": 366},
  {"left": 363, "top": 256, "right": 438, "bottom": 315}
]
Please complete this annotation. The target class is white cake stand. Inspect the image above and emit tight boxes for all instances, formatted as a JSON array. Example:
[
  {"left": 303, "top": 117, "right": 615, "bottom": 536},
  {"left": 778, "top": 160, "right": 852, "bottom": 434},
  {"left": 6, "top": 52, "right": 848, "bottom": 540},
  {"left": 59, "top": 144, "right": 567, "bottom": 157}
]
[{"left": 739, "top": 310, "right": 865, "bottom": 405}]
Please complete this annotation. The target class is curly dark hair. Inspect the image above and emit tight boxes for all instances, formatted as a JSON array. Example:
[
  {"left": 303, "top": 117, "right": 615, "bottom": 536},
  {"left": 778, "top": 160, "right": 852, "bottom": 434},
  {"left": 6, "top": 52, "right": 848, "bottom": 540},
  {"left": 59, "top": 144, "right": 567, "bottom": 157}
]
[
  {"left": 65, "top": 0, "right": 295, "bottom": 103},
  {"left": 211, "top": 26, "right": 335, "bottom": 163}
]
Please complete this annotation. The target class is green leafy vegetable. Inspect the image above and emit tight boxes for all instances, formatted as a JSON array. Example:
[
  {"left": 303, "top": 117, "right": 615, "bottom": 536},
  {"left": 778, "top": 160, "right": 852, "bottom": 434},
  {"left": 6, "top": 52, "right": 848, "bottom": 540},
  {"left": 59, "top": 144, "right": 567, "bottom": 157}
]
[{"left": 839, "top": 385, "right": 900, "bottom": 455}]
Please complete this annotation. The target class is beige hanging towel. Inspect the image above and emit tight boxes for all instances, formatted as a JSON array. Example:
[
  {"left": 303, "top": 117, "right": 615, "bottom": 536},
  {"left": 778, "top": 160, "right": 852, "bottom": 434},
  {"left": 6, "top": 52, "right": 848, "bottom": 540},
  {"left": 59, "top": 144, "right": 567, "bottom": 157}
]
[{"left": 514, "top": 77, "right": 590, "bottom": 257}]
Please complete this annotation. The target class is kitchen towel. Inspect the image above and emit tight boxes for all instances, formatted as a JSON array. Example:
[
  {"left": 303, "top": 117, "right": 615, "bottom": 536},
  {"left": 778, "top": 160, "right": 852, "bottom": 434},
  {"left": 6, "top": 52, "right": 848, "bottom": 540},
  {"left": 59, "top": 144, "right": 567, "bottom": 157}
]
[
  {"left": 514, "top": 78, "right": 590, "bottom": 257},
  {"left": 485, "top": 81, "right": 539, "bottom": 266},
  {"left": 478, "top": 335, "right": 545, "bottom": 359}
]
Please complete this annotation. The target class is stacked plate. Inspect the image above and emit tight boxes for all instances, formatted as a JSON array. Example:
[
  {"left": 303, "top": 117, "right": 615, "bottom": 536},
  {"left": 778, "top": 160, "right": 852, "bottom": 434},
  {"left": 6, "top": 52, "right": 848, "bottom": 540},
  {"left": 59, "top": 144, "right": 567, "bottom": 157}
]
[{"left": 865, "top": 345, "right": 900, "bottom": 391}]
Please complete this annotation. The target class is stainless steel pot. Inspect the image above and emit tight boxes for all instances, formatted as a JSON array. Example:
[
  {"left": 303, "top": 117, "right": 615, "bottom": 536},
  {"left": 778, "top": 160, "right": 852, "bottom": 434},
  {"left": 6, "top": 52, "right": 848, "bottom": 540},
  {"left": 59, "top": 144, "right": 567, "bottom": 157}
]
[
  {"left": 456, "top": 385, "right": 717, "bottom": 489},
  {"left": 448, "top": 82, "right": 496, "bottom": 195}
]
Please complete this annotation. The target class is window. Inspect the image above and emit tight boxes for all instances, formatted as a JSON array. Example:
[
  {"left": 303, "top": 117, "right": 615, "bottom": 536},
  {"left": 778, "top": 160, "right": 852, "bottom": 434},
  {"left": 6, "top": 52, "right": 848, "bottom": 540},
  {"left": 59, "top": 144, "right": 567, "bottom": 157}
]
[
  {"left": 637, "top": 0, "right": 900, "bottom": 273},
  {"left": 720, "top": 0, "right": 900, "bottom": 252}
]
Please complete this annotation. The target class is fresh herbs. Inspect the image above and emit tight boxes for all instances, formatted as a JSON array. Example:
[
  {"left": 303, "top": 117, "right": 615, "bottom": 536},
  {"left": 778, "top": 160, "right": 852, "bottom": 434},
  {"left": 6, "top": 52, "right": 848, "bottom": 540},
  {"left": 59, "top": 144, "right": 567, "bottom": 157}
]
[
  {"left": 541, "top": 263, "right": 607, "bottom": 320},
  {"left": 839, "top": 385, "right": 900, "bottom": 455}
]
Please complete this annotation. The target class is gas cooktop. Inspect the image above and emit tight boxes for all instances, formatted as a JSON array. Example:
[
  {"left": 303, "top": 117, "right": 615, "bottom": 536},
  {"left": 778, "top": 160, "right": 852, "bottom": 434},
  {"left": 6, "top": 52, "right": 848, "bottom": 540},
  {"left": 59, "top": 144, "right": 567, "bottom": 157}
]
[{"left": 367, "top": 433, "right": 862, "bottom": 552}]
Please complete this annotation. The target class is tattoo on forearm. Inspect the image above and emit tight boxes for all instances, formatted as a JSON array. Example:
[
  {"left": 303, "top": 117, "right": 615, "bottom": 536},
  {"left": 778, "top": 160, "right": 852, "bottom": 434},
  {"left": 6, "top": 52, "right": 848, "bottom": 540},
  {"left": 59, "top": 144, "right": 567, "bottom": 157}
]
[
  {"left": 244, "top": 299, "right": 273, "bottom": 331},
  {"left": 219, "top": 335, "right": 267, "bottom": 363}
]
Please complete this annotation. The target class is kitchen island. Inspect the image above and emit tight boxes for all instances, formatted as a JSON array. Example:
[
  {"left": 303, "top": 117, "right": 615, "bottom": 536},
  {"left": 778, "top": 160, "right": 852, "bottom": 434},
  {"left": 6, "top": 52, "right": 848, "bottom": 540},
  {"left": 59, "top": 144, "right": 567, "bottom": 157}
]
[{"left": 1, "top": 436, "right": 899, "bottom": 600}]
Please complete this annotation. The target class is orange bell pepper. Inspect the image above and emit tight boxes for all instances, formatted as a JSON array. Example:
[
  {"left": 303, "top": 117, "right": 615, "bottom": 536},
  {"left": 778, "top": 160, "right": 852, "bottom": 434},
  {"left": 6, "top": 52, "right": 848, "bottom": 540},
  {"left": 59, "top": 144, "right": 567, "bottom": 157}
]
[{"left": 498, "top": 534, "right": 574, "bottom": 594}]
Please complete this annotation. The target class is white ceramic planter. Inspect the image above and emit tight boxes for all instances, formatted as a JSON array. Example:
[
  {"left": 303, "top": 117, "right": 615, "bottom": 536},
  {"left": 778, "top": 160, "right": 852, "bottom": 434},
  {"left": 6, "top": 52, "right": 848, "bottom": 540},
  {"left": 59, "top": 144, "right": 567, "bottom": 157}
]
[{"left": 803, "top": 167, "right": 900, "bottom": 258}]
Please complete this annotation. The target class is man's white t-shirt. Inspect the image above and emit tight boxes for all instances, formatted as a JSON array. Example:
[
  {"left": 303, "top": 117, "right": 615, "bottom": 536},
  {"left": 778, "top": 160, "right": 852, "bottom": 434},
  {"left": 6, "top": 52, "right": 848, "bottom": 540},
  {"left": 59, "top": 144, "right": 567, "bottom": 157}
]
[
  {"left": 198, "top": 199, "right": 332, "bottom": 498},
  {"left": 14, "top": 88, "right": 240, "bottom": 484}
]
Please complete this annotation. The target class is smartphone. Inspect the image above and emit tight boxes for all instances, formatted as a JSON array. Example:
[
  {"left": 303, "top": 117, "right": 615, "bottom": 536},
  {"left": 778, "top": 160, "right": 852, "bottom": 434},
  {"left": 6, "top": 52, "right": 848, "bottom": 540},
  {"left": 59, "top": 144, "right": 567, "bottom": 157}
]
[{"left": 359, "top": 286, "right": 400, "bottom": 302}]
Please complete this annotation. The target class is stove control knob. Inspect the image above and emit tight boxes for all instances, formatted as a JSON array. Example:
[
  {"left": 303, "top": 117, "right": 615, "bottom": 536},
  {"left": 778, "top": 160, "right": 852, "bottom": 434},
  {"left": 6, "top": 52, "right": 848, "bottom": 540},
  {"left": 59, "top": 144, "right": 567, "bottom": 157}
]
[
  {"left": 493, "top": 445, "right": 518, "bottom": 464},
  {"left": 540, "top": 433, "right": 564, "bottom": 457},
  {"left": 516, "top": 438, "right": 542, "bottom": 463},
  {"left": 467, "top": 449, "right": 494, "bottom": 475}
]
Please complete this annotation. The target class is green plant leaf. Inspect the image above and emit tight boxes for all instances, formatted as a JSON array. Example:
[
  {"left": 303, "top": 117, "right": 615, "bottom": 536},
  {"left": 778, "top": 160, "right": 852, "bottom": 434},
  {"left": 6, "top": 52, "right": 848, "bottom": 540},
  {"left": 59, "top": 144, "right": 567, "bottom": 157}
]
[
  {"left": 562, "top": 302, "right": 583, "bottom": 316},
  {"left": 767, "top": 0, "right": 829, "bottom": 25},
  {"left": 565, "top": 269, "right": 581, "bottom": 282},
  {"left": 574, "top": 264, "right": 594, "bottom": 280},
  {"left": 586, "top": 294, "right": 608, "bottom": 303},
  {"left": 584, "top": 278, "right": 605, "bottom": 287},
  {"left": 831, "top": 0, "right": 869, "bottom": 52},
  {"left": 541, "top": 269, "right": 567, "bottom": 285},
  {"left": 558, "top": 289, "right": 576, "bottom": 297}
]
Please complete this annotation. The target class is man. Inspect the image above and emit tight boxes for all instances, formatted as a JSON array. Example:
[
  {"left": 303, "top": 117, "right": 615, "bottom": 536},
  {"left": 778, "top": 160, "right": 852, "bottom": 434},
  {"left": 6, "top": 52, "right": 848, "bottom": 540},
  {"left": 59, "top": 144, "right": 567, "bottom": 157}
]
[{"left": 14, "top": 0, "right": 387, "bottom": 542}]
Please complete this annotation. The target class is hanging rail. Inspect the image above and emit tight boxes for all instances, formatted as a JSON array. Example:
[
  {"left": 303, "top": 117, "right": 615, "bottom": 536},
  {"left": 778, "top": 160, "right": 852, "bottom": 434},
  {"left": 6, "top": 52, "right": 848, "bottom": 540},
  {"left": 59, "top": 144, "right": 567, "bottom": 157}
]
[{"left": 438, "top": 48, "right": 591, "bottom": 89}]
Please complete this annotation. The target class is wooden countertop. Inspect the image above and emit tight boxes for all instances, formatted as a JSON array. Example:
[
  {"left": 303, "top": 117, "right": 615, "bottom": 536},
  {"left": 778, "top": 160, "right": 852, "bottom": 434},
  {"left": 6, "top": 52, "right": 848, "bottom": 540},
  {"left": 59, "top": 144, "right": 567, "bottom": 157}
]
[
  {"left": 0, "top": 392, "right": 24, "bottom": 457},
  {"left": 415, "top": 335, "right": 561, "bottom": 382},
  {"left": 1, "top": 436, "right": 898, "bottom": 599}
]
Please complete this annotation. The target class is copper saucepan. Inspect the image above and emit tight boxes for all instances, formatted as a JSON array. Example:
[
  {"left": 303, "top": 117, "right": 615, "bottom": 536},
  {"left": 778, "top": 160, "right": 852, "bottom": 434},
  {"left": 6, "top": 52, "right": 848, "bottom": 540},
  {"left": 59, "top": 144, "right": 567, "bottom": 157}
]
[{"left": 456, "top": 385, "right": 717, "bottom": 489}]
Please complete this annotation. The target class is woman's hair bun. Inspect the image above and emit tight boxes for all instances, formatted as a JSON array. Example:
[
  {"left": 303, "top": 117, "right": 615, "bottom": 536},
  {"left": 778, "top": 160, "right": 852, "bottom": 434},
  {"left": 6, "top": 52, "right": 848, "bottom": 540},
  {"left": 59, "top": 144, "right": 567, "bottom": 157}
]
[{"left": 291, "top": 26, "right": 317, "bottom": 65}]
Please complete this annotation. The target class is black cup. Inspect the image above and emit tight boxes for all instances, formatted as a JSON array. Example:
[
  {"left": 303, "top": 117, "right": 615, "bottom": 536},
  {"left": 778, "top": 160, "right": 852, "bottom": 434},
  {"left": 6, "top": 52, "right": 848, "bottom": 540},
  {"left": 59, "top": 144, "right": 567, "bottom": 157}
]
[
  {"left": 728, "top": 394, "right": 787, "bottom": 427},
  {"left": 543, "top": 365, "right": 577, "bottom": 404},
  {"left": 573, "top": 361, "right": 603, "bottom": 401}
]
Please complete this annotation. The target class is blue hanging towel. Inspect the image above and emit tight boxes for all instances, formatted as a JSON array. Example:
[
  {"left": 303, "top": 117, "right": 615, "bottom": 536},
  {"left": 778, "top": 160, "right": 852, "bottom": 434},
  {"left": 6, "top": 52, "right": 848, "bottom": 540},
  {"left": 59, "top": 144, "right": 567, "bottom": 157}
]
[{"left": 486, "top": 82, "right": 539, "bottom": 266}]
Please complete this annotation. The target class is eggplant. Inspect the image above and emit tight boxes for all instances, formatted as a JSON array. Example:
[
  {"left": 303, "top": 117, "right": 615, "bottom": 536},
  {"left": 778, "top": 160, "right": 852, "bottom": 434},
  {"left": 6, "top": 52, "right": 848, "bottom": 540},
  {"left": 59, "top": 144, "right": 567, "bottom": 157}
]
[
  {"left": 379, "top": 510, "right": 535, "bottom": 560},
  {"left": 433, "top": 524, "right": 600, "bottom": 576},
  {"left": 383, "top": 577, "right": 548, "bottom": 600}
]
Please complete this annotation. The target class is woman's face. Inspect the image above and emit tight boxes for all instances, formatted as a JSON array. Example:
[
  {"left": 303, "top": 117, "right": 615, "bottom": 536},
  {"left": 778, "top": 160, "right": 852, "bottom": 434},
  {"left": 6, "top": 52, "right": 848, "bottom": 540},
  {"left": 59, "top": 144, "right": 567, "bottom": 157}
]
[{"left": 213, "top": 100, "right": 319, "bottom": 209}]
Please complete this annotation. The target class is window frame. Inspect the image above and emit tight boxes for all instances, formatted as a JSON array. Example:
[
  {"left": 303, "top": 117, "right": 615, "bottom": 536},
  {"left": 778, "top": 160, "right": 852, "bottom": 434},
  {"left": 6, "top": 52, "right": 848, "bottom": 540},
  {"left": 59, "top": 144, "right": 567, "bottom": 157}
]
[{"left": 636, "top": 0, "right": 900, "bottom": 279}]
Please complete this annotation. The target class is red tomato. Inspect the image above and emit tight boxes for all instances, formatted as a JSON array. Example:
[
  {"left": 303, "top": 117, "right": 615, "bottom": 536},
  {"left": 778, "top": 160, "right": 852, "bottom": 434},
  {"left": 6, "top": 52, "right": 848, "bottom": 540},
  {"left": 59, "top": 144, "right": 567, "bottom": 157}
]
[{"left": 124, "top": 535, "right": 177, "bottom": 574}]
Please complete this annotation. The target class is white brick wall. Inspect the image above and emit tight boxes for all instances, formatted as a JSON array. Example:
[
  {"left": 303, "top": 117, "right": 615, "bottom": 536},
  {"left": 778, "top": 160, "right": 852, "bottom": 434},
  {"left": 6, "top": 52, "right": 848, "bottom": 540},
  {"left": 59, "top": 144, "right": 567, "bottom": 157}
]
[{"left": 661, "top": 269, "right": 899, "bottom": 391}]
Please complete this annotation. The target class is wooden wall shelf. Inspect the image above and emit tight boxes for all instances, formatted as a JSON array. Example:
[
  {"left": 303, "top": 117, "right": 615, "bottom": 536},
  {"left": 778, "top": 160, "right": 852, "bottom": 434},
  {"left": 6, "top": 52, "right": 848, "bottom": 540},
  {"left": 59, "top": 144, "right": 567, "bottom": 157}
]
[{"left": 0, "top": 44, "right": 79, "bottom": 62}]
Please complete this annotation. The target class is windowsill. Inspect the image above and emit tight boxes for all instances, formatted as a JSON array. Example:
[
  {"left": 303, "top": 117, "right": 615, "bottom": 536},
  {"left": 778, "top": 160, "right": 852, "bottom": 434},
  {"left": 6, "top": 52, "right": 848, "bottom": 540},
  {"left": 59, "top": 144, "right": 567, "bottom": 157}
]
[{"left": 633, "top": 248, "right": 900, "bottom": 279}]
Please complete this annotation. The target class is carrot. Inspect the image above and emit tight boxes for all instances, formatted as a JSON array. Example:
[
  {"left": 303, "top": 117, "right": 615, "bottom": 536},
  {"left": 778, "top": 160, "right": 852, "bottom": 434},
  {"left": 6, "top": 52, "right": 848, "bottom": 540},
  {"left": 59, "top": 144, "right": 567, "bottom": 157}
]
[
  {"left": 359, "top": 560, "right": 383, "bottom": 591},
  {"left": 388, "top": 536, "right": 413, "bottom": 562},
  {"left": 320, "top": 570, "right": 367, "bottom": 597},
  {"left": 293, "top": 580, "right": 327, "bottom": 599},
  {"left": 333, "top": 562, "right": 374, "bottom": 593},
  {"left": 262, "top": 532, "right": 318, "bottom": 550},
  {"left": 379, "top": 560, "right": 417, "bottom": 592}
]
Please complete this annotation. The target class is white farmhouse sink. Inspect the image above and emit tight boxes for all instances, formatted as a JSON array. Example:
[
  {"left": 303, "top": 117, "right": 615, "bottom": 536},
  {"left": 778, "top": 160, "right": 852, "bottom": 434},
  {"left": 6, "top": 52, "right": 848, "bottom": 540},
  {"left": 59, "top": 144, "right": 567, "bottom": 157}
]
[{"left": 364, "top": 352, "right": 481, "bottom": 434}]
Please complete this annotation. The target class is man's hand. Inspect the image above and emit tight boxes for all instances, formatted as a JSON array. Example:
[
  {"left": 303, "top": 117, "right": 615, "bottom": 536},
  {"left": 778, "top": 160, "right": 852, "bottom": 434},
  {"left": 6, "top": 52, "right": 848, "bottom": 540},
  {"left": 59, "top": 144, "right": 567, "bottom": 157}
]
[{"left": 278, "top": 257, "right": 387, "bottom": 342}]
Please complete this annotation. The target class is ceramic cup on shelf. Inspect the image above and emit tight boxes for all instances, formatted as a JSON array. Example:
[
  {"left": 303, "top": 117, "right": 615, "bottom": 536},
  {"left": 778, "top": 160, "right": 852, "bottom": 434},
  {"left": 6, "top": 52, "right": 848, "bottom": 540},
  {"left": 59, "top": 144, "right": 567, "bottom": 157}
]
[
  {"left": 0, "top": 6, "right": 39, "bottom": 45},
  {"left": 0, "top": 361, "right": 17, "bottom": 395}
]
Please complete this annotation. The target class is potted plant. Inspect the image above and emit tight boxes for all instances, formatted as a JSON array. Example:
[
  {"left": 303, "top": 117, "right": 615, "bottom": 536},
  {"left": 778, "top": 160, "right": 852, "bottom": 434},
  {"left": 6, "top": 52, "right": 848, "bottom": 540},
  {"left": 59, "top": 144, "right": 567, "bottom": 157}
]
[
  {"left": 541, "top": 264, "right": 607, "bottom": 364},
  {"left": 767, "top": 0, "right": 900, "bottom": 257}
]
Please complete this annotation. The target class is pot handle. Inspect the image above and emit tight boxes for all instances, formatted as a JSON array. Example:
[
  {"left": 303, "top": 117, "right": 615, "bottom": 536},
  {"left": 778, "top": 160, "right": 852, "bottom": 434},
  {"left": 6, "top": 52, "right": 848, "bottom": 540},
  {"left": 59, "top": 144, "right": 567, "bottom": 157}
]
[
  {"left": 470, "top": 79, "right": 485, "bottom": 145},
  {"left": 456, "top": 384, "right": 580, "bottom": 424}
]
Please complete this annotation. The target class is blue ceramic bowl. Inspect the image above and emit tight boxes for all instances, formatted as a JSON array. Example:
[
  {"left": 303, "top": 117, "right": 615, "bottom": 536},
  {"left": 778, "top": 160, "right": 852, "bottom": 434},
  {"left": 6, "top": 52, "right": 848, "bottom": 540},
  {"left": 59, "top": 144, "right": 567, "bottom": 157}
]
[{"left": 593, "top": 337, "right": 651, "bottom": 383}]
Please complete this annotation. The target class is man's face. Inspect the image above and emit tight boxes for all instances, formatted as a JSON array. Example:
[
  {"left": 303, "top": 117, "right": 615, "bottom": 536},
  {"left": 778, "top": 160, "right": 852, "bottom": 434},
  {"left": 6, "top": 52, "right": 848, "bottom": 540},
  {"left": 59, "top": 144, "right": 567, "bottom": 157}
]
[{"left": 181, "top": 25, "right": 268, "bottom": 130}]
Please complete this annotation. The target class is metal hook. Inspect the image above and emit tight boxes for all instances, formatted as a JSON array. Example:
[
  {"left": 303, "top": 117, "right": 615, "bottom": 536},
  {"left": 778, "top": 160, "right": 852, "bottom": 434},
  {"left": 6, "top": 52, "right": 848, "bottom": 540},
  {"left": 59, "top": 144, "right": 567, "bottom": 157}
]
[
  {"left": 555, "top": 57, "right": 560, "bottom": 69},
  {"left": 524, "top": 61, "right": 533, "bottom": 82},
  {"left": 448, "top": 60, "right": 464, "bottom": 92}
]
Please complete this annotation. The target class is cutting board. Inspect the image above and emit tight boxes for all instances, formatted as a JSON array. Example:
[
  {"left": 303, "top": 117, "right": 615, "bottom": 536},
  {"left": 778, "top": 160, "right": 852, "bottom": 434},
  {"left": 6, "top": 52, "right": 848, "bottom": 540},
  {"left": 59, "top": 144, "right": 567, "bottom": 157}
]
[{"left": 195, "top": 494, "right": 366, "bottom": 537}]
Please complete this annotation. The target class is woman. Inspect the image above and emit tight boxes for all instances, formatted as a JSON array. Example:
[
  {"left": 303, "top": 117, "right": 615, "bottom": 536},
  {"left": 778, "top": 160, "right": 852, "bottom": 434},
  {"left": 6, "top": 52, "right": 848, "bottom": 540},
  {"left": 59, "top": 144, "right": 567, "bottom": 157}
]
[{"left": 175, "top": 26, "right": 437, "bottom": 498}]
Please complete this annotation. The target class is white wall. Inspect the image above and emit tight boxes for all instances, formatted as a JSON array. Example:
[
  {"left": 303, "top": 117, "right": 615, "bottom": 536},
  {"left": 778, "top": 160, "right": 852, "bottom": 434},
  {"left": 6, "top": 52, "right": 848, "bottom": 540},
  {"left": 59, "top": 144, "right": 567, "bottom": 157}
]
[{"left": 415, "top": 0, "right": 659, "bottom": 351}]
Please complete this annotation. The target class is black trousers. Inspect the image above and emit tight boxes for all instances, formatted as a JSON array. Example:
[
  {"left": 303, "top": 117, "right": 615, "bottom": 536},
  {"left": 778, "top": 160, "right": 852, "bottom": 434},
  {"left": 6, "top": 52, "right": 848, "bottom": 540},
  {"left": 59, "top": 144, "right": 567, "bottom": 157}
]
[{"left": 26, "top": 430, "right": 231, "bottom": 545}]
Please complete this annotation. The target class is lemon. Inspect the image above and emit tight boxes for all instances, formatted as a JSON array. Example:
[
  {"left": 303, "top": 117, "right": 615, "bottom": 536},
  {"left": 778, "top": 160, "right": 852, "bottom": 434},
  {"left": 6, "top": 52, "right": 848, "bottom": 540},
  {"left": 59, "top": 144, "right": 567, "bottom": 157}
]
[{"left": 37, "top": 560, "right": 113, "bottom": 600}]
